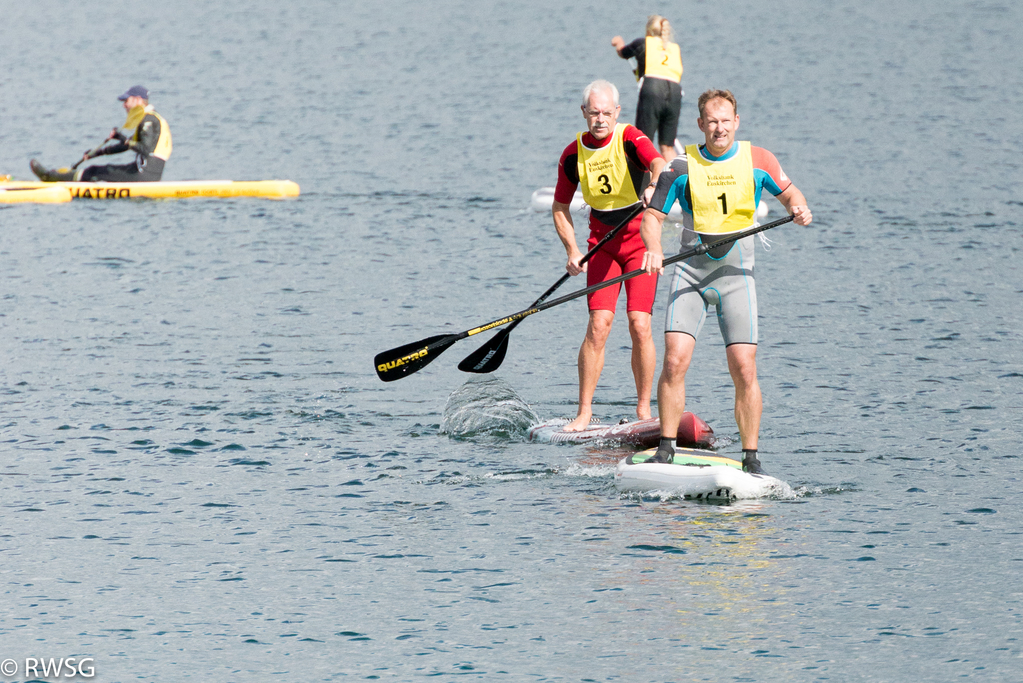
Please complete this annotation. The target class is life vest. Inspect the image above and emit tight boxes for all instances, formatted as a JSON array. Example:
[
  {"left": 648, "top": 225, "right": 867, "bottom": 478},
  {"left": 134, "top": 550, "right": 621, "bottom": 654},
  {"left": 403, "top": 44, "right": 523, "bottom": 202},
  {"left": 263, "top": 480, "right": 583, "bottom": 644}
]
[
  {"left": 123, "top": 105, "right": 172, "bottom": 160},
  {"left": 576, "top": 123, "right": 641, "bottom": 212},
  {"left": 685, "top": 141, "right": 756, "bottom": 234},
  {"left": 644, "top": 36, "right": 683, "bottom": 82}
]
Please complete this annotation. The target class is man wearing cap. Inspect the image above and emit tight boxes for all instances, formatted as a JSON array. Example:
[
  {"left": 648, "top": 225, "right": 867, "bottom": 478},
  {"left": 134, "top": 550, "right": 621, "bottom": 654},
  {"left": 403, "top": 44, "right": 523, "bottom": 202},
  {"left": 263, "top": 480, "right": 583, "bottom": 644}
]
[{"left": 31, "top": 85, "right": 172, "bottom": 182}]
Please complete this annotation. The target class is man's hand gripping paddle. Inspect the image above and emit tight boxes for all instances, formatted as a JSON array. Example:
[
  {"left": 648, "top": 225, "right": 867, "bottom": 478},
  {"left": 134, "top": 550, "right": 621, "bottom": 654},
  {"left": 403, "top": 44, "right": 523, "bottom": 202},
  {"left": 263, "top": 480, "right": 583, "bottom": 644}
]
[{"left": 71, "top": 128, "right": 125, "bottom": 170}]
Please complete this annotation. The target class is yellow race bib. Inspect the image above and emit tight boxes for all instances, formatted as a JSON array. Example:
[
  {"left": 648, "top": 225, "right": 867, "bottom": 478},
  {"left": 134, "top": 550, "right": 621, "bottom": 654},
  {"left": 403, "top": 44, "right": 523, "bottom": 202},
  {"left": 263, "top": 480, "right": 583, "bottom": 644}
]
[
  {"left": 686, "top": 141, "right": 756, "bottom": 234},
  {"left": 644, "top": 36, "right": 682, "bottom": 82},
  {"left": 576, "top": 123, "right": 640, "bottom": 211}
]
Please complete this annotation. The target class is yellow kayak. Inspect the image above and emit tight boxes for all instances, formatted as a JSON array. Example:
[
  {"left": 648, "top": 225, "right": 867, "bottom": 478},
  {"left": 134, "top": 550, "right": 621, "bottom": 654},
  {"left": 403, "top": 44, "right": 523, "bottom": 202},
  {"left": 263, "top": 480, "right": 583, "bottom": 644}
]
[{"left": 0, "top": 178, "right": 300, "bottom": 202}]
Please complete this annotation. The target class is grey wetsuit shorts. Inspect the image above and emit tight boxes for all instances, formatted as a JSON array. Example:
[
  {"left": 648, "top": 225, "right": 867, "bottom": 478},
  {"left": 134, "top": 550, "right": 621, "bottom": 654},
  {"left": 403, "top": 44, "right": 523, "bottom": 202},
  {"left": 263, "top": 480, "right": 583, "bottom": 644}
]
[{"left": 664, "top": 229, "right": 757, "bottom": 345}]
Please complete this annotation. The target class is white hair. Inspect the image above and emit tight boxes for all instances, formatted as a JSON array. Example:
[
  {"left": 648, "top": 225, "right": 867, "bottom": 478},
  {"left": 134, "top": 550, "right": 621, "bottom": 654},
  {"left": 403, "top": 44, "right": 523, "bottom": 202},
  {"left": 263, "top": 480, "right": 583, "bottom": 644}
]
[{"left": 582, "top": 80, "right": 620, "bottom": 109}]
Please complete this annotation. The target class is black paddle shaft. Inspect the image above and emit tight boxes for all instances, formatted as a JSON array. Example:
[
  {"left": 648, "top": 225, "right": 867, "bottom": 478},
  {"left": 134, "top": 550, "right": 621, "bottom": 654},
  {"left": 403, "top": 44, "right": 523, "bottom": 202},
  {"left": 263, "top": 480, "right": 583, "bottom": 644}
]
[
  {"left": 71, "top": 139, "right": 110, "bottom": 170},
  {"left": 374, "top": 214, "right": 794, "bottom": 381},
  {"left": 456, "top": 203, "right": 644, "bottom": 373},
  {"left": 471, "top": 214, "right": 795, "bottom": 329},
  {"left": 530, "top": 202, "right": 644, "bottom": 305}
]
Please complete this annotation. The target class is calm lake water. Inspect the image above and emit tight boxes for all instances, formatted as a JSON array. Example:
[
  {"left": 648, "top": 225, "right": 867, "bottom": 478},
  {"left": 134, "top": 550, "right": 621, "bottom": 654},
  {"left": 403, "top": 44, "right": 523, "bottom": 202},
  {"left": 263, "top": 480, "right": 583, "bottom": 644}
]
[{"left": 2, "top": 0, "right": 1022, "bottom": 681}]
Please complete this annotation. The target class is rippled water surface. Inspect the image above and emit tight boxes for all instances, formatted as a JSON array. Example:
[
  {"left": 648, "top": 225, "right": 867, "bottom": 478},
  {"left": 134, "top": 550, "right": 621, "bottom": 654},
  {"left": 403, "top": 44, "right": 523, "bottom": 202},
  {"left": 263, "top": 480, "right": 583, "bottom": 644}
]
[{"left": 2, "top": 0, "right": 1022, "bottom": 681}]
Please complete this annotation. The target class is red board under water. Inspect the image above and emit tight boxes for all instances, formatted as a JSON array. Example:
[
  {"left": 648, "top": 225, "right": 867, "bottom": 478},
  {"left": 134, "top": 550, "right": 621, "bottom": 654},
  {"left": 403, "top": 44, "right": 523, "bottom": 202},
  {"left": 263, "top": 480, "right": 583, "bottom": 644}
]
[{"left": 528, "top": 412, "right": 714, "bottom": 448}]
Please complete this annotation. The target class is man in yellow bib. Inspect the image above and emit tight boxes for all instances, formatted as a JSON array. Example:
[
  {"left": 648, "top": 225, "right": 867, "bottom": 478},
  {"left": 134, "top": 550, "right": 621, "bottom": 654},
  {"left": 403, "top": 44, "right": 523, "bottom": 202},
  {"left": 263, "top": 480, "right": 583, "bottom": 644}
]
[
  {"left": 640, "top": 90, "right": 812, "bottom": 473},
  {"left": 553, "top": 80, "right": 666, "bottom": 431},
  {"left": 31, "top": 85, "right": 172, "bottom": 182}
]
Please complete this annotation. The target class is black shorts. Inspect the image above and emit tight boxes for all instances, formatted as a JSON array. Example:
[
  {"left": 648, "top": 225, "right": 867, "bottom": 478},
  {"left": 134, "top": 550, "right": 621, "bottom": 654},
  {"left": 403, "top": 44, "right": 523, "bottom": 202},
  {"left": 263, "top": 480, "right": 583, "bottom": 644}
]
[
  {"left": 80, "top": 157, "right": 165, "bottom": 182},
  {"left": 635, "top": 78, "right": 682, "bottom": 148}
]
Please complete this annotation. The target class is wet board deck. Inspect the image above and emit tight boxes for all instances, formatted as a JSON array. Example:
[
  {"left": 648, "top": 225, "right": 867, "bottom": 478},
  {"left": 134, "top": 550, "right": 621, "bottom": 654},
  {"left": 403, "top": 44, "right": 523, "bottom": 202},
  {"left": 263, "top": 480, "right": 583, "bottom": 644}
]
[
  {"left": 527, "top": 412, "right": 713, "bottom": 448},
  {"left": 615, "top": 447, "right": 785, "bottom": 500}
]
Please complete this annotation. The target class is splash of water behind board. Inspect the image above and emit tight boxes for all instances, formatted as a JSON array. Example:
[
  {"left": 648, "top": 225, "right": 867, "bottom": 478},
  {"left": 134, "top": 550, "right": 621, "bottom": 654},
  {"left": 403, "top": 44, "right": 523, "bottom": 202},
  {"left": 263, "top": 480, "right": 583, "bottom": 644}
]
[{"left": 440, "top": 377, "right": 540, "bottom": 440}]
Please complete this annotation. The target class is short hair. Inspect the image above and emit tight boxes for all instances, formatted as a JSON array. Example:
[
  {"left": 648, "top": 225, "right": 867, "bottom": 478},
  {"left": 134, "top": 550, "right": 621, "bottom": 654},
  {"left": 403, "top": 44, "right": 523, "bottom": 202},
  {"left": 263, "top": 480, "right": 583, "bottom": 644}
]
[
  {"left": 582, "top": 80, "right": 620, "bottom": 109},
  {"left": 697, "top": 89, "right": 738, "bottom": 119}
]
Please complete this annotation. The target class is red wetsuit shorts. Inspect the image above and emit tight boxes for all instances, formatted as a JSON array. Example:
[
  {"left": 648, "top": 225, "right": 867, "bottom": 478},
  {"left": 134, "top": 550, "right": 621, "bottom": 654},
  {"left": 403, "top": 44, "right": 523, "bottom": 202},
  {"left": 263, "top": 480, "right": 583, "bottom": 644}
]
[{"left": 586, "top": 213, "right": 658, "bottom": 313}]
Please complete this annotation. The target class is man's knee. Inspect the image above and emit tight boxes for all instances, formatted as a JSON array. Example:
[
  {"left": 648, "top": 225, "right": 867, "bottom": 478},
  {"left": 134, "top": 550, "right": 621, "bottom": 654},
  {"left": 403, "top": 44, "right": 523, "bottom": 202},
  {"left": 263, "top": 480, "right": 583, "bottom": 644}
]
[
  {"left": 726, "top": 344, "right": 759, "bottom": 388},
  {"left": 585, "top": 311, "right": 614, "bottom": 344},
  {"left": 626, "top": 312, "right": 652, "bottom": 340},
  {"left": 662, "top": 352, "right": 691, "bottom": 379},
  {"left": 661, "top": 334, "right": 695, "bottom": 380}
]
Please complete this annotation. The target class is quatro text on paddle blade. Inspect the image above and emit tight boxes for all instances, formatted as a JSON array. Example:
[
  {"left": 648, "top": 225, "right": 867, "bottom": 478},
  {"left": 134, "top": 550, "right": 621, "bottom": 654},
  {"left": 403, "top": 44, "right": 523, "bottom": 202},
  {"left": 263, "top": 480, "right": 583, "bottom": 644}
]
[{"left": 374, "top": 334, "right": 459, "bottom": 382}]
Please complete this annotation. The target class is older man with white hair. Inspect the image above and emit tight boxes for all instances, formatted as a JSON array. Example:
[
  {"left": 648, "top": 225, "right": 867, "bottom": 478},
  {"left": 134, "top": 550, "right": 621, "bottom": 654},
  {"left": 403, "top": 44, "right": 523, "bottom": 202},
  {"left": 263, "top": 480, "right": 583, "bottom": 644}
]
[{"left": 552, "top": 80, "right": 666, "bottom": 431}]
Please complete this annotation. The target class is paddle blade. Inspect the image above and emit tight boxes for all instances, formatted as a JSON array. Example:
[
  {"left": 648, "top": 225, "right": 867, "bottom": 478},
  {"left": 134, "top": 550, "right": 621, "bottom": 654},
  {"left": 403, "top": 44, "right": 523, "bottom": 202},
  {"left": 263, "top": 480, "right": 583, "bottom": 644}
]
[
  {"left": 457, "top": 330, "right": 510, "bottom": 374},
  {"left": 374, "top": 334, "right": 458, "bottom": 382}
]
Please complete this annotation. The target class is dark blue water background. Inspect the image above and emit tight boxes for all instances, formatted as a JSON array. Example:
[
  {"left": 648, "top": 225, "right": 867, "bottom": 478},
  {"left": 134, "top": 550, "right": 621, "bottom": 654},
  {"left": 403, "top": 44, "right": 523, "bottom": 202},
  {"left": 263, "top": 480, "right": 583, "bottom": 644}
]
[{"left": 1, "top": 0, "right": 1021, "bottom": 680}]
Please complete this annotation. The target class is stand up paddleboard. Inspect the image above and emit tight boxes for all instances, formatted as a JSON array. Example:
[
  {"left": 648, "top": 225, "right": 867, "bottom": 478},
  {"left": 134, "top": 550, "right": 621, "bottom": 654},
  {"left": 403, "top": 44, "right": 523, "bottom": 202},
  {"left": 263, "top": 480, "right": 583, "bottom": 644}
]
[
  {"left": 0, "top": 184, "right": 71, "bottom": 204},
  {"left": 0, "top": 178, "right": 299, "bottom": 202},
  {"left": 528, "top": 412, "right": 713, "bottom": 448},
  {"left": 615, "top": 448, "right": 785, "bottom": 501},
  {"left": 529, "top": 187, "right": 589, "bottom": 213}
]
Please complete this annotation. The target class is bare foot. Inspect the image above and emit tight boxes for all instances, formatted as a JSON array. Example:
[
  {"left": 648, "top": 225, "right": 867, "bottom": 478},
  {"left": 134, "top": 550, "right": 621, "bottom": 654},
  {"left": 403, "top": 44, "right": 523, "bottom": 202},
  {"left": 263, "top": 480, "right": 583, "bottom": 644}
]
[
  {"left": 563, "top": 410, "right": 593, "bottom": 432},
  {"left": 636, "top": 405, "right": 652, "bottom": 421}
]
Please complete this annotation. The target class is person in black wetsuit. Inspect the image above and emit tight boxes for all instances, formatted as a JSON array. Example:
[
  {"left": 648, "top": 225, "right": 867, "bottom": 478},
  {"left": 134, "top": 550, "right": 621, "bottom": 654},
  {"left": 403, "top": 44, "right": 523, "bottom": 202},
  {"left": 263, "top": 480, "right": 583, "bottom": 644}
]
[
  {"left": 611, "top": 15, "right": 683, "bottom": 162},
  {"left": 31, "top": 85, "right": 172, "bottom": 182}
]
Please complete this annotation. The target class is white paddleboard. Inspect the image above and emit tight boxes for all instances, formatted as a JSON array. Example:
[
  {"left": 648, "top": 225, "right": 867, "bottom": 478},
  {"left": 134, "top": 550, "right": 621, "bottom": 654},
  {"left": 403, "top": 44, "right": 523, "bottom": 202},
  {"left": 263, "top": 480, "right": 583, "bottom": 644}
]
[{"left": 615, "top": 448, "right": 786, "bottom": 501}]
